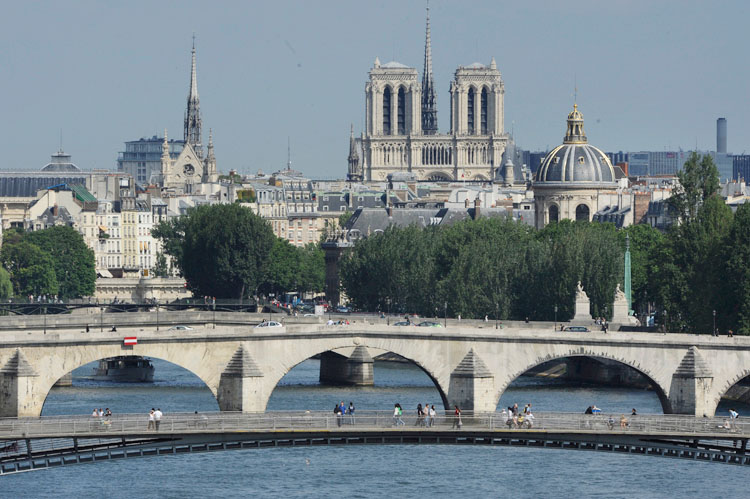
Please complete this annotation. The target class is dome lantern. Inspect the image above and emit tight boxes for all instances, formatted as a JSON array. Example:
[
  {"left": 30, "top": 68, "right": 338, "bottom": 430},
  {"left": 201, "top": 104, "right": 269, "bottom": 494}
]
[{"left": 564, "top": 103, "right": 586, "bottom": 144}]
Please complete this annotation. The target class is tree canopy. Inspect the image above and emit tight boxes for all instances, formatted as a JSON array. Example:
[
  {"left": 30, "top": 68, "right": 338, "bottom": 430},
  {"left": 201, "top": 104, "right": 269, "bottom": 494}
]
[
  {"left": 153, "top": 204, "right": 324, "bottom": 299},
  {"left": 0, "top": 226, "right": 94, "bottom": 299},
  {"left": 153, "top": 204, "right": 276, "bottom": 299}
]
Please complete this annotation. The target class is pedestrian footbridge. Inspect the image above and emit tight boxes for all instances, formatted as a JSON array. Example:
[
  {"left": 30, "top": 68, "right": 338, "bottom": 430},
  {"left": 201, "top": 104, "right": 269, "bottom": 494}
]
[{"left": 1, "top": 411, "right": 749, "bottom": 475}]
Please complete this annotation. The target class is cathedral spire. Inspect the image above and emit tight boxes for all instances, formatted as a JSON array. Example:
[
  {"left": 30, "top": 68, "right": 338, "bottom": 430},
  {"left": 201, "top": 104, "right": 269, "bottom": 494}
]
[
  {"left": 185, "top": 35, "right": 203, "bottom": 159},
  {"left": 421, "top": 4, "right": 438, "bottom": 135},
  {"left": 347, "top": 124, "right": 362, "bottom": 181}
]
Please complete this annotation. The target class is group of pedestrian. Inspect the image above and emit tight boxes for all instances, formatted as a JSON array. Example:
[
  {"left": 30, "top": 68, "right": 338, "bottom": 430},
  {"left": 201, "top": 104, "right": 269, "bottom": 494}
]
[
  {"left": 91, "top": 407, "right": 112, "bottom": 418},
  {"left": 147, "top": 408, "right": 163, "bottom": 431},
  {"left": 415, "top": 403, "right": 437, "bottom": 427},
  {"left": 502, "top": 403, "right": 535, "bottom": 428},
  {"left": 333, "top": 401, "right": 355, "bottom": 426}
]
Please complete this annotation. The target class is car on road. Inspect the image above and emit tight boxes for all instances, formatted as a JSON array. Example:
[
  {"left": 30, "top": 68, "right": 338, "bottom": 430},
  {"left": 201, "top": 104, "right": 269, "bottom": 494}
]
[
  {"left": 563, "top": 325, "right": 589, "bottom": 332},
  {"left": 168, "top": 325, "right": 193, "bottom": 331},
  {"left": 392, "top": 321, "right": 412, "bottom": 326},
  {"left": 255, "top": 320, "right": 283, "bottom": 328},
  {"left": 335, "top": 306, "right": 351, "bottom": 314},
  {"left": 417, "top": 321, "right": 442, "bottom": 327}
]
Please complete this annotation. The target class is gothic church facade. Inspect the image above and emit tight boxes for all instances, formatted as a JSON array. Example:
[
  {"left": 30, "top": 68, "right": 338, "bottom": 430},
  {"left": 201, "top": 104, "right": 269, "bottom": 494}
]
[{"left": 348, "top": 9, "right": 508, "bottom": 183}]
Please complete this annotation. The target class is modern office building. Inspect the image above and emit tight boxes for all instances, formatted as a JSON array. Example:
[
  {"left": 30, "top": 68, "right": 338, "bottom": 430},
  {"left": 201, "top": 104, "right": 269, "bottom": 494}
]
[{"left": 734, "top": 155, "right": 750, "bottom": 181}]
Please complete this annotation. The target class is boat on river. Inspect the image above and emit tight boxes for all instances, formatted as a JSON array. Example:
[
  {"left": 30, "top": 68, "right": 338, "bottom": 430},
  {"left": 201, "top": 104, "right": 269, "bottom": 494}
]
[{"left": 92, "top": 356, "right": 154, "bottom": 382}]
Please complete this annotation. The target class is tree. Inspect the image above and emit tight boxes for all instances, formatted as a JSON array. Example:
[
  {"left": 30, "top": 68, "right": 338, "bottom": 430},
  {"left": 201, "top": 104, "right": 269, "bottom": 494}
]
[
  {"left": 152, "top": 252, "right": 169, "bottom": 278},
  {"left": 724, "top": 203, "right": 750, "bottom": 334},
  {"left": 25, "top": 226, "right": 95, "bottom": 298},
  {"left": 298, "top": 243, "right": 325, "bottom": 294},
  {"left": 260, "top": 239, "right": 301, "bottom": 296},
  {"left": 0, "top": 240, "right": 59, "bottom": 297},
  {"left": 153, "top": 204, "right": 276, "bottom": 299},
  {"left": 669, "top": 152, "right": 720, "bottom": 222},
  {"left": 0, "top": 267, "right": 13, "bottom": 299}
]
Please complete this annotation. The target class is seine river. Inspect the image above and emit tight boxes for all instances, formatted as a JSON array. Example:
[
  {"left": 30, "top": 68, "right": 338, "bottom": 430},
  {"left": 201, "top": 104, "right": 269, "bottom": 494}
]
[{"left": 7, "top": 359, "right": 750, "bottom": 497}]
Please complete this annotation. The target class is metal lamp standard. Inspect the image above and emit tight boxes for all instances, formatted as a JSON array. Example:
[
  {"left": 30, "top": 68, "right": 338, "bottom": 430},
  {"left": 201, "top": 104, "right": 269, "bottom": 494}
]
[
  {"left": 713, "top": 309, "right": 717, "bottom": 336},
  {"left": 444, "top": 301, "right": 447, "bottom": 327},
  {"left": 554, "top": 305, "right": 558, "bottom": 331}
]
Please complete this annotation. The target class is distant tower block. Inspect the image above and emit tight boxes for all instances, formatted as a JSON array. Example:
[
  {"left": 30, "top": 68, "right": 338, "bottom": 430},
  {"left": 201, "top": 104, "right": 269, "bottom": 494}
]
[{"left": 717, "top": 118, "right": 727, "bottom": 154}]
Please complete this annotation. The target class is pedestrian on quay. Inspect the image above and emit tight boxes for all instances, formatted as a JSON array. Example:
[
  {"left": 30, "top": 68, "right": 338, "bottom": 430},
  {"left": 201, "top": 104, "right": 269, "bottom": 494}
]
[
  {"left": 429, "top": 405, "right": 436, "bottom": 427},
  {"left": 729, "top": 408, "right": 739, "bottom": 429},
  {"left": 393, "top": 403, "right": 405, "bottom": 426},
  {"left": 348, "top": 401, "right": 355, "bottom": 425},
  {"left": 452, "top": 406, "right": 462, "bottom": 429},
  {"left": 147, "top": 408, "right": 155, "bottom": 430},
  {"left": 619, "top": 415, "right": 629, "bottom": 429},
  {"left": 607, "top": 416, "right": 615, "bottom": 430},
  {"left": 154, "top": 408, "right": 163, "bottom": 431},
  {"left": 104, "top": 408, "right": 112, "bottom": 418},
  {"left": 631, "top": 408, "right": 638, "bottom": 416},
  {"left": 92, "top": 408, "right": 99, "bottom": 419},
  {"left": 415, "top": 404, "right": 424, "bottom": 426},
  {"left": 334, "top": 404, "right": 342, "bottom": 427}
]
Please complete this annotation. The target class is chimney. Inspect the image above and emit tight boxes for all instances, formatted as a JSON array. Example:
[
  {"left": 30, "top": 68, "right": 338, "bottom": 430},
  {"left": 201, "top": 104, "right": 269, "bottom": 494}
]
[
  {"left": 717, "top": 118, "right": 727, "bottom": 154},
  {"left": 464, "top": 198, "right": 470, "bottom": 208},
  {"left": 53, "top": 204, "right": 58, "bottom": 217},
  {"left": 472, "top": 197, "right": 481, "bottom": 220}
]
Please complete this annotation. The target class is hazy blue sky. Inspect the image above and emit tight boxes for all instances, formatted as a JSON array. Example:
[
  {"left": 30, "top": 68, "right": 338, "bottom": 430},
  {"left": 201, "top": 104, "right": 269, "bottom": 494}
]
[{"left": 2, "top": 0, "right": 748, "bottom": 178}]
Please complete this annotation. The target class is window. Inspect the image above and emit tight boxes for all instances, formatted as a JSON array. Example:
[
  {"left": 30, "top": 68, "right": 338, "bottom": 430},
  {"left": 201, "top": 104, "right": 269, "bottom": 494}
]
[
  {"left": 575, "top": 204, "right": 590, "bottom": 221},
  {"left": 467, "top": 88, "right": 475, "bottom": 134},
  {"left": 397, "top": 87, "right": 406, "bottom": 134},
  {"left": 383, "top": 87, "right": 392, "bottom": 135},
  {"left": 480, "top": 87, "right": 488, "bottom": 134},
  {"left": 549, "top": 205, "right": 559, "bottom": 223},
  {"left": 340, "top": 205, "right": 347, "bottom": 211}
]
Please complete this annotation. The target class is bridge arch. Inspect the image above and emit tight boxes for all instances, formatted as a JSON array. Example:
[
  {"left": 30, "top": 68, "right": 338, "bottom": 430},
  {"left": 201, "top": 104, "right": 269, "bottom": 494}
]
[
  {"left": 260, "top": 339, "right": 450, "bottom": 411},
  {"left": 25, "top": 344, "right": 228, "bottom": 418},
  {"left": 711, "top": 369, "right": 750, "bottom": 417},
  {"left": 495, "top": 350, "right": 672, "bottom": 414}
]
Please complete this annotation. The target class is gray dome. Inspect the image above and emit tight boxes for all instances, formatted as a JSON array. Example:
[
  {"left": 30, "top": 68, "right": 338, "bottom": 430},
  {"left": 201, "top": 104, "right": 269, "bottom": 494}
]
[
  {"left": 536, "top": 143, "right": 615, "bottom": 184},
  {"left": 535, "top": 104, "right": 616, "bottom": 186}
]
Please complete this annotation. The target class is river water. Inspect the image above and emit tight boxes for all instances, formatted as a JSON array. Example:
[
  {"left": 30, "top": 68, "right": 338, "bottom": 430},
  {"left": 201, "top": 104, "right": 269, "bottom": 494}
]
[{"left": 8, "top": 359, "right": 750, "bottom": 497}]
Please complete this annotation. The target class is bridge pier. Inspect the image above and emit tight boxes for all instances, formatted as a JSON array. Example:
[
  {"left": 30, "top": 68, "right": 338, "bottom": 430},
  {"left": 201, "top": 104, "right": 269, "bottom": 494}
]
[
  {"left": 217, "top": 346, "right": 266, "bottom": 412},
  {"left": 0, "top": 349, "right": 39, "bottom": 418},
  {"left": 319, "top": 347, "right": 374, "bottom": 386},
  {"left": 668, "top": 347, "right": 715, "bottom": 417},
  {"left": 447, "top": 349, "right": 495, "bottom": 412}
]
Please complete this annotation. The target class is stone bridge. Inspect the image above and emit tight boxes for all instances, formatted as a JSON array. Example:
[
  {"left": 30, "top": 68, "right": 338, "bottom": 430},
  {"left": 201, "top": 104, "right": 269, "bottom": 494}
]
[{"left": 1, "top": 324, "right": 748, "bottom": 418}]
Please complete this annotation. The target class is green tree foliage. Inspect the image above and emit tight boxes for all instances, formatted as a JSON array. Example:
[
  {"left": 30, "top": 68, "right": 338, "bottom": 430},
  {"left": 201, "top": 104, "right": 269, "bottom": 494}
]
[
  {"left": 25, "top": 226, "right": 96, "bottom": 298},
  {"left": 724, "top": 204, "right": 750, "bottom": 334},
  {"left": 669, "top": 152, "right": 720, "bottom": 222},
  {"left": 0, "top": 267, "right": 13, "bottom": 299},
  {"left": 340, "top": 217, "right": 624, "bottom": 321},
  {"left": 298, "top": 243, "right": 325, "bottom": 294},
  {"left": 152, "top": 252, "right": 169, "bottom": 278},
  {"left": 261, "top": 239, "right": 302, "bottom": 296},
  {"left": 153, "top": 204, "right": 276, "bottom": 299},
  {"left": 0, "top": 240, "right": 59, "bottom": 297}
]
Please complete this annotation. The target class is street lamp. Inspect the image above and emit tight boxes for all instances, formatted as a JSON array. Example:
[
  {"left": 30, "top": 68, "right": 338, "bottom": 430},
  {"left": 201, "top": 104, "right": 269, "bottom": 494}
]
[
  {"left": 713, "top": 309, "right": 717, "bottom": 336},
  {"left": 444, "top": 301, "right": 447, "bottom": 327},
  {"left": 156, "top": 299, "right": 160, "bottom": 331},
  {"left": 100, "top": 306, "right": 104, "bottom": 333},
  {"left": 495, "top": 303, "right": 499, "bottom": 330},
  {"left": 43, "top": 305, "right": 47, "bottom": 335},
  {"left": 554, "top": 305, "right": 558, "bottom": 331}
]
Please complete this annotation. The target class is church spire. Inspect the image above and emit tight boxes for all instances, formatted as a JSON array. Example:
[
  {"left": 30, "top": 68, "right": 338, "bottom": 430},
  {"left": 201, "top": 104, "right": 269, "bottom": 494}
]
[
  {"left": 347, "top": 124, "right": 362, "bottom": 181},
  {"left": 421, "top": 4, "right": 438, "bottom": 135},
  {"left": 184, "top": 35, "right": 203, "bottom": 159}
]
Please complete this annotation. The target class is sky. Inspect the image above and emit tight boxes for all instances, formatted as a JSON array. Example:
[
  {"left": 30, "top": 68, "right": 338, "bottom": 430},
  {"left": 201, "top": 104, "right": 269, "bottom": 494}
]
[{"left": 2, "top": 0, "right": 749, "bottom": 178}]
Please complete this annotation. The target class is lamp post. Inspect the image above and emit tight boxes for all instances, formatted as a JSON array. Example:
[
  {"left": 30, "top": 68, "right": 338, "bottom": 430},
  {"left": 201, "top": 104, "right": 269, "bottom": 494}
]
[
  {"left": 43, "top": 305, "right": 47, "bottom": 335},
  {"left": 713, "top": 309, "right": 717, "bottom": 336},
  {"left": 495, "top": 303, "right": 498, "bottom": 330},
  {"left": 156, "top": 299, "right": 160, "bottom": 331},
  {"left": 663, "top": 309, "right": 667, "bottom": 334},
  {"left": 444, "top": 301, "right": 447, "bottom": 327},
  {"left": 554, "top": 305, "right": 558, "bottom": 331},
  {"left": 213, "top": 297, "right": 216, "bottom": 330},
  {"left": 100, "top": 306, "right": 104, "bottom": 333}
]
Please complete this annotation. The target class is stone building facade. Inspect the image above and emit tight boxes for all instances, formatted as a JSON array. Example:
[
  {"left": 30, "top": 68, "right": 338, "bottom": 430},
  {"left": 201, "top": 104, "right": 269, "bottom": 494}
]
[{"left": 349, "top": 9, "right": 508, "bottom": 183}]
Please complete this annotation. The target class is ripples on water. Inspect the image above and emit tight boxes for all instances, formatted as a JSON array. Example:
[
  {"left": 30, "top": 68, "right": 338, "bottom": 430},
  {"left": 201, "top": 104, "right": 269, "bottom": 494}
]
[{"left": 10, "top": 359, "right": 749, "bottom": 496}]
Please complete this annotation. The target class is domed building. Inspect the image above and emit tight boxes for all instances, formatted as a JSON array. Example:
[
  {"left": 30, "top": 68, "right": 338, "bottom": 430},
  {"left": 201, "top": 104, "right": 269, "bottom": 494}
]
[{"left": 534, "top": 104, "right": 624, "bottom": 228}]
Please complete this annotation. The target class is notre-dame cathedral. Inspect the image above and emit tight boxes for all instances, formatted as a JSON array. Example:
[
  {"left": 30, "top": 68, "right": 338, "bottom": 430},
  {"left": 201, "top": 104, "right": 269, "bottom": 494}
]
[{"left": 348, "top": 8, "right": 508, "bottom": 183}]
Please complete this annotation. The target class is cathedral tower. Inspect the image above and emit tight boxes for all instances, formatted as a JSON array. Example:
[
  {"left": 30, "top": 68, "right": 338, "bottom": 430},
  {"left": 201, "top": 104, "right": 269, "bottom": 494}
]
[
  {"left": 347, "top": 124, "right": 362, "bottom": 181},
  {"left": 184, "top": 37, "right": 203, "bottom": 159},
  {"left": 421, "top": 6, "right": 438, "bottom": 135}
]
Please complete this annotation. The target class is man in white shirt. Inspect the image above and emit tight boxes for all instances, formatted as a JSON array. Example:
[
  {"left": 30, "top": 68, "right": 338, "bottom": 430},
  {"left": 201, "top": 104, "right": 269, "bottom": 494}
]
[{"left": 154, "top": 408, "right": 163, "bottom": 431}]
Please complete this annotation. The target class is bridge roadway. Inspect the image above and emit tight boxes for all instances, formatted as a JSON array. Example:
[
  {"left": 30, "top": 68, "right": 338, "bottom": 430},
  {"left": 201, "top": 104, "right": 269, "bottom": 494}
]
[
  {"left": 1, "top": 411, "right": 749, "bottom": 474},
  {"left": 2, "top": 321, "right": 750, "bottom": 418}
]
